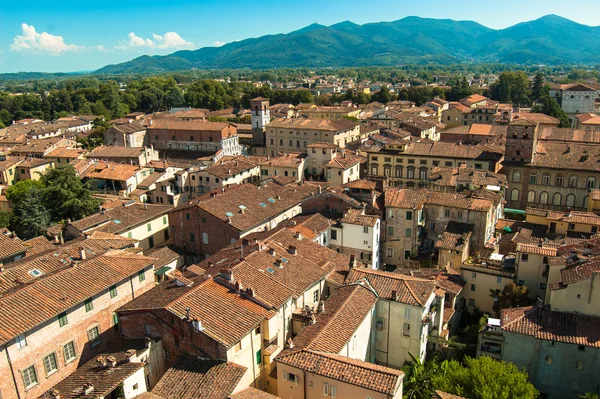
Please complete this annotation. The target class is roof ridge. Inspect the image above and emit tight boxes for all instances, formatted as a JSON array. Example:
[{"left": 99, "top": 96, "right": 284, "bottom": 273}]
[{"left": 308, "top": 349, "right": 403, "bottom": 376}]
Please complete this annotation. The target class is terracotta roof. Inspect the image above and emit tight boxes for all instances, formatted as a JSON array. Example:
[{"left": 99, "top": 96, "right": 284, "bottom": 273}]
[
  {"left": 148, "top": 119, "right": 231, "bottom": 134},
  {"left": 257, "top": 152, "right": 305, "bottom": 168},
  {"left": 435, "top": 222, "right": 473, "bottom": 251},
  {"left": 182, "top": 183, "right": 302, "bottom": 232},
  {"left": 88, "top": 145, "right": 147, "bottom": 159},
  {"left": 81, "top": 161, "right": 141, "bottom": 181},
  {"left": 516, "top": 243, "right": 558, "bottom": 257},
  {"left": 143, "top": 246, "right": 181, "bottom": 268},
  {"left": 285, "top": 213, "right": 331, "bottom": 240},
  {"left": 386, "top": 188, "right": 496, "bottom": 212},
  {"left": 546, "top": 210, "right": 600, "bottom": 226},
  {"left": 307, "top": 142, "right": 338, "bottom": 149},
  {"left": 166, "top": 279, "right": 276, "bottom": 348},
  {"left": 106, "top": 122, "right": 146, "bottom": 134},
  {"left": 340, "top": 209, "right": 379, "bottom": 227},
  {"left": 0, "top": 251, "right": 155, "bottom": 345},
  {"left": 45, "top": 147, "right": 86, "bottom": 158},
  {"left": 559, "top": 259, "right": 600, "bottom": 285},
  {"left": 203, "top": 156, "right": 259, "bottom": 179},
  {"left": 429, "top": 166, "right": 507, "bottom": 188},
  {"left": 501, "top": 306, "right": 600, "bottom": 348},
  {"left": 460, "top": 94, "right": 488, "bottom": 106},
  {"left": 326, "top": 154, "right": 361, "bottom": 169},
  {"left": 511, "top": 112, "right": 560, "bottom": 125},
  {"left": 385, "top": 188, "right": 427, "bottom": 209},
  {"left": 22, "top": 235, "right": 56, "bottom": 256},
  {"left": 46, "top": 340, "right": 149, "bottom": 399},
  {"left": 292, "top": 283, "right": 378, "bottom": 353},
  {"left": 0, "top": 230, "right": 28, "bottom": 260},
  {"left": 152, "top": 352, "right": 246, "bottom": 399},
  {"left": 71, "top": 204, "right": 171, "bottom": 234},
  {"left": 275, "top": 349, "right": 403, "bottom": 395},
  {"left": 345, "top": 268, "right": 435, "bottom": 307},
  {"left": 267, "top": 118, "right": 358, "bottom": 132},
  {"left": 230, "top": 388, "right": 281, "bottom": 399},
  {"left": 531, "top": 141, "right": 600, "bottom": 172},
  {"left": 538, "top": 127, "right": 600, "bottom": 144}
]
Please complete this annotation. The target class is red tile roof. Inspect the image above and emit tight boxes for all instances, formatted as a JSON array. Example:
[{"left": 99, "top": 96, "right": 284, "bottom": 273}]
[
  {"left": 0, "top": 251, "right": 155, "bottom": 345},
  {"left": 501, "top": 306, "right": 600, "bottom": 348},
  {"left": 340, "top": 208, "right": 379, "bottom": 227},
  {"left": 276, "top": 349, "right": 403, "bottom": 395}
]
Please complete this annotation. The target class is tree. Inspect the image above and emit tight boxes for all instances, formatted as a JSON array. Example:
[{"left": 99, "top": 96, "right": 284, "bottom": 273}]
[
  {"left": 402, "top": 354, "right": 441, "bottom": 399},
  {"left": 531, "top": 72, "right": 545, "bottom": 101},
  {"left": 492, "top": 71, "right": 531, "bottom": 106},
  {"left": 6, "top": 179, "right": 46, "bottom": 210},
  {"left": 532, "top": 95, "right": 571, "bottom": 127},
  {"left": 40, "top": 165, "right": 102, "bottom": 222},
  {"left": 580, "top": 393, "right": 600, "bottom": 399},
  {"left": 432, "top": 356, "right": 538, "bottom": 399},
  {"left": 490, "top": 282, "right": 531, "bottom": 316},
  {"left": 0, "top": 211, "right": 11, "bottom": 228},
  {"left": 11, "top": 185, "right": 50, "bottom": 239},
  {"left": 372, "top": 86, "right": 392, "bottom": 104}
]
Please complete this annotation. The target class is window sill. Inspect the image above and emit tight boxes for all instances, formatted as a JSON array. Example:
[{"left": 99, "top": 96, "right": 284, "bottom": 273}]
[
  {"left": 46, "top": 369, "right": 58, "bottom": 378},
  {"left": 24, "top": 382, "right": 39, "bottom": 392}
]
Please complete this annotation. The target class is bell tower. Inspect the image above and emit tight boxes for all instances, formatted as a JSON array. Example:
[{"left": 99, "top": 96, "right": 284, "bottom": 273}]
[{"left": 251, "top": 97, "right": 270, "bottom": 146}]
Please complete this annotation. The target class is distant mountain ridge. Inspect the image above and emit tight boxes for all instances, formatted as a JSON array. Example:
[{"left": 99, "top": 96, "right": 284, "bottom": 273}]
[{"left": 96, "top": 15, "right": 600, "bottom": 74}]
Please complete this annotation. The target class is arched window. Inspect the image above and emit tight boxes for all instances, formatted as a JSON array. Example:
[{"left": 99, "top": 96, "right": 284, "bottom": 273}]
[
  {"left": 510, "top": 189, "right": 520, "bottom": 202},
  {"left": 583, "top": 195, "right": 589, "bottom": 209},
  {"left": 553, "top": 192, "right": 562, "bottom": 206},
  {"left": 542, "top": 173, "right": 551, "bottom": 185},
  {"left": 529, "top": 173, "right": 537, "bottom": 185},
  {"left": 540, "top": 192, "right": 549, "bottom": 204},
  {"left": 587, "top": 177, "right": 596, "bottom": 189},
  {"left": 394, "top": 166, "right": 403, "bottom": 178},
  {"left": 527, "top": 191, "right": 536, "bottom": 203},
  {"left": 383, "top": 164, "right": 392, "bottom": 177},
  {"left": 566, "top": 194, "right": 575, "bottom": 207},
  {"left": 555, "top": 174, "right": 564, "bottom": 187},
  {"left": 202, "top": 232, "right": 209, "bottom": 244},
  {"left": 568, "top": 175, "right": 578, "bottom": 188},
  {"left": 407, "top": 166, "right": 415, "bottom": 179},
  {"left": 512, "top": 171, "right": 521, "bottom": 183},
  {"left": 419, "top": 167, "right": 428, "bottom": 181}
]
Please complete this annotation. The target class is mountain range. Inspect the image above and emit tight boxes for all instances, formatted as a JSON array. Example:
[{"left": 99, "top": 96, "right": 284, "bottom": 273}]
[{"left": 96, "top": 15, "right": 600, "bottom": 74}]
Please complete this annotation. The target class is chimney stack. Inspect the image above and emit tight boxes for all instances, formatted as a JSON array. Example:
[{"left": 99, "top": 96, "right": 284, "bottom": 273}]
[
  {"left": 221, "top": 268, "right": 233, "bottom": 281},
  {"left": 288, "top": 245, "right": 297, "bottom": 255},
  {"left": 106, "top": 355, "right": 117, "bottom": 368},
  {"left": 268, "top": 248, "right": 276, "bottom": 256},
  {"left": 49, "top": 389, "right": 61, "bottom": 399},
  {"left": 317, "top": 300, "right": 324, "bottom": 313},
  {"left": 349, "top": 254, "right": 357, "bottom": 269},
  {"left": 185, "top": 307, "right": 191, "bottom": 320},
  {"left": 294, "top": 231, "right": 302, "bottom": 240},
  {"left": 79, "top": 247, "right": 86, "bottom": 260},
  {"left": 96, "top": 356, "right": 107, "bottom": 368},
  {"left": 391, "top": 289, "right": 398, "bottom": 301}
]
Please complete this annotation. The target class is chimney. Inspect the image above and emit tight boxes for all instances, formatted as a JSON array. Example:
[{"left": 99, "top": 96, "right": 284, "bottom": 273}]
[
  {"left": 275, "top": 259, "right": 283, "bottom": 268},
  {"left": 391, "top": 289, "right": 398, "bottom": 301},
  {"left": 192, "top": 318, "right": 204, "bottom": 331},
  {"left": 96, "top": 356, "right": 107, "bottom": 368},
  {"left": 288, "top": 245, "right": 297, "bottom": 255},
  {"left": 235, "top": 281, "right": 242, "bottom": 292},
  {"left": 318, "top": 185, "right": 322, "bottom": 194},
  {"left": 294, "top": 231, "right": 302, "bottom": 240},
  {"left": 268, "top": 248, "right": 276, "bottom": 256},
  {"left": 79, "top": 247, "right": 86, "bottom": 260},
  {"left": 143, "top": 203, "right": 148, "bottom": 210},
  {"left": 287, "top": 338, "right": 294, "bottom": 349},
  {"left": 221, "top": 268, "right": 233, "bottom": 281},
  {"left": 349, "top": 254, "right": 357, "bottom": 269},
  {"left": 317, "top": 300, "right": 324, "bottom": 313},
  {"left": 106, "top": 355, "right": 117, "bottom": 368},
  {"left": 276, "top": 194, "right": 281, "bottom": 200},
  {"left": 125, "top": 349, "right": 136, "bottom": 362},
  {"left": 246, "top": 287, "right": 254, "bottom": 297},
  {"left": 227, "top": 168, "right": 231, "bottom": 174},
  {"left": 185, "top": 307, "right": 191, "bottom": 320},
  {"left": 83, "top": 383, "right": 94, "bottom": 395}
]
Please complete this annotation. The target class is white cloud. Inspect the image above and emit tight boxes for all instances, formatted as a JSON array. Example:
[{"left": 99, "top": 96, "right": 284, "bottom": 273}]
[
  {"left": 213, "top": 40, "right": 225, "bottom": 47},
  {"left": 10, "top": 23, "right": 81, "bottom": 53},
  {"left": 115, "top": 31, "right": 193, "bottom": 51}
]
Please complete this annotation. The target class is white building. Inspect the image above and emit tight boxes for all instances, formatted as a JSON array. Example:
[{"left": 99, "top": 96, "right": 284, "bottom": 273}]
[
  {"left": 549, "top": 83, "right": 600, "bottom": 122},
  {"left": 329, "top": 209, "right": 381, "bottom": 269}
]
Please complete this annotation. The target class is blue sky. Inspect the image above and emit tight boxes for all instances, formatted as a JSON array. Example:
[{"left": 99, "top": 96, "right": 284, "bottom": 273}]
[{"left": 0, "top": 0, "right": 598, "bottom": 73}]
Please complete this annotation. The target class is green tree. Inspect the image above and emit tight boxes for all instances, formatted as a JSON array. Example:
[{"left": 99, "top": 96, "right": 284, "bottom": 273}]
[
  {"left": 489, "top": 282, "right": 531, "bottom": 316},
  {"left": 532, "top": 95, "right": 571, "bottom": 127},
  {"left": 531, "top": 72, "right": 545, "bottom": 101},
  {"left": 432, "top": 356, "right": 538, "bottom": 399},
  {"left": 492, "top": 71, "right": 531, "bottom": 106},
  {"left": 11, "top": 186, "right": 50, "bottom": 239},
  {"left": 580, "top": 393, "right": 600, "bottom": 399},
  {"left": 402, "top": 354, "right": 441, "bottom": 399},
  {"left": 40, "top": 165, "right": 102, "bottom": 222},
  {"left": 0, "top": 211, "right": 11, "bottom": 228},
  {"left": 6, "top": 180, "right": 46, "bottom": 210}
]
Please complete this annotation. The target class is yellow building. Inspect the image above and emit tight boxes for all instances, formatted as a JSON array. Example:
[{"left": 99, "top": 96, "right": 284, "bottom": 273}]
[
  {"left": 301, "top": 106, "right": 361, "bottom": 120},
  {"left": 525, "top": 207, "right": 600, "bottom": 236}
]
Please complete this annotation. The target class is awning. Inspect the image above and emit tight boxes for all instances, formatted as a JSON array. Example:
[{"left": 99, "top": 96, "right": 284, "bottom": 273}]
[
  {"left": 502, "top": 226, "right": 513, "bottom": 233},
  {"left": 154, "top": 266, "right": 171, "bottom": 275},
  {"left": 504, "top": 208, "right": 526, "bottom": 215}
]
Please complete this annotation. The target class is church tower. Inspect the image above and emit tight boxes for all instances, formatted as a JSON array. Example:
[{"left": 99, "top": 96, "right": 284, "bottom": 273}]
[{"left": 251, "top": 97, "right": 270, "bottom": 146}]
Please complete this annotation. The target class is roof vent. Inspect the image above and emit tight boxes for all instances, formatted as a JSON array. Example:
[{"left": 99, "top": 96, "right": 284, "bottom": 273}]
[
  {"left": 268, "top": 248, "right": 275, "bottom": 256},
  {"left": 294, "top": 231, "right": 302, "bottom": 240},
  {"left": 288, "top": 245, "right": 297, "bottom": 255}
]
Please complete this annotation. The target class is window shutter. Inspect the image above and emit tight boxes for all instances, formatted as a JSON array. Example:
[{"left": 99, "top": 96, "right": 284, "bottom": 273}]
[
  {"left": 330, "top": 386, "right": 337, "bottom": 398},
  {"left": 282, "top": 371, "right": 288, "bottom": 381},
  {"left": 323, "top": 383, "right": 329, "bottom": 395}
]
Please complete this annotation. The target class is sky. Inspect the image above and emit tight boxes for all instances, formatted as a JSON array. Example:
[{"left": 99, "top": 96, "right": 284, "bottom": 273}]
[{"left": 0, "top": 0, "right": 599, "bottom": 73}]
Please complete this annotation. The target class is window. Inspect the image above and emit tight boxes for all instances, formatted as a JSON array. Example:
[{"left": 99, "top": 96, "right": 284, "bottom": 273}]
[
  {"left": 444, "top": 209, "right": 450, "bottom": 217},
  {"left": 529, "top": 173, "right": 538, "bottom": 184},
  {"left": 43, "top": 353, "right": 58, "bottom": 376},
  {"left": 109, "top": 285, "right": 118, "bottom": 298},
  {"left": 63, "top": 341, "right": 76, "bottom": 363},
  {"left": 404, "top": 308, "right": 411, "bottom": 319},
  {"left": 457, "top": 210, "right": 463, "bottom": 219},
  {"left": 566, "top": 194, "right": 575, "bottom": 207},
  {"left": 163, "top": 216, "right": 167, "bottom": 225},
  {"left": 544, "top": 355, "right": 553, "bottom": 365},
  {"left": 323, "top": 382, "right": 329, "bottom": 395},
  {"left": 147, "top": 223, "right": 152, "bottom": 232},
  {"left": 405, "top": 228, "right": 412, "bottom": 238},
  {"left": 468, "top": 298, "right": 475, "bottom": 307},
  {"left": 555, "top": 175, "right": 564, "bottom": 186},
  {"left": 84, "top": 298, "right": 93, "bottom": 312},
  {"left": 406, "top": 211, "right": 412, "bottom": 220},
  {"left": 313, "top": 290, "right": 319, "bottom": 303},
  {"left": 542, "top": 173, "right": 551, "bottom": 185},
  {"left": 186, "top": 213, "right": 190, "bottom": 221},
  {"left": 403, "top": 322, "right": 411, "bottom": 337},
  {"left": 202, "top": 232, "right": 209, "bottom": 244},
  {"left": 512, "top": 171, "right": 521, "bottom": 183},
  {"left": 376, "top": 316, "right": 385, "bottom": 331},
  {"left": 552, "top": 192, "right": 562, "bottom": 206},
  {"left": 471, "top": 284, "right": 476, "bottom": 291},
  {"left": 189, "top": 232, "right": 195, "bottom": 242},
  {"left": 540, "top": 283, "right": 546, "bottom": 290},
  {"left": 16, "top": 334, "right": 27, "bottom": 348},
  {"left": 510, "top": 189, "right": 519, "bottom": 202},
  {"left": 256, "top": 349, "right": 262, "bottom": 365},
  {"left": 284, "top": 372, "right": 297, "bottom": 383},
  {"left": 527, "top": 191, "right": 536, "bottom": 203},
  {"left": 22, "top": 365, "right": 37, "bottom": 389},
  {"left": 58, "top": 312, "right": 68, "bottom": 327},
  {"left": 540, "top": 192, "right": 549, "bottom": 204},
  {"left": 497, "top": 276, "right": 503, "bottom": 284},
  {"left": 386, "top": 248, "right": 394, "bottom": 258},
  {"left": 112, "top": 313, "right": 119, "bottom": 328},
  {"left": 363, "top": 226, "right": 369, "bottom": 234},
  {"left": 387, "top": 226, "right": 394, "bottom": 236},
  {"left": 235, "top": 341, "right": 242, "bottom": 352},
  {"left": 578, "top": 345, "right": 585, "bottom": 352},
  {"left": 587, "top": 177, "right": 596, "bottom": 189},
  {"left": 88, "top": 326, "right": 101, "bottom": 345},
  {"left": 330, "top": 386, "right": 337, "bottom": 398},
  {"left": 331, "top": 229, "right": 337, "bottom": 240},
  {"left": 138, "top": 270, "right": 145, "bottom": 282},
  {"left": 521, "top": 254, "right": 529, "bottom": 262}
]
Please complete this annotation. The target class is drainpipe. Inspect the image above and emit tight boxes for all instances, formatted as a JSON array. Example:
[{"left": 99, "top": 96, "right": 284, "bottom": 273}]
[
  {"left": 4, "top": 345, "right": 21, "bottom": 399},
  {"left": 250, "top": 332, "right": 257, "bottom": 388}
]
